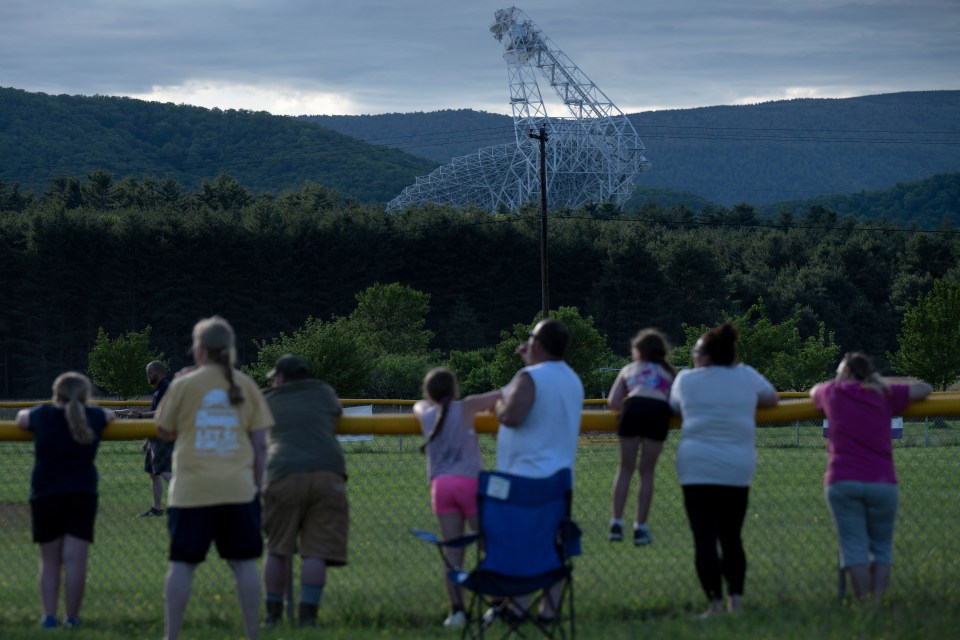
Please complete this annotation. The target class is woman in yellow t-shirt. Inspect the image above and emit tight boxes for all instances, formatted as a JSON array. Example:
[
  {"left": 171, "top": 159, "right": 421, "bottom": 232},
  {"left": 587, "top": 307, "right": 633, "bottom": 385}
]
[{"left": 156, "top": 316, "right": 274, "bottom": 640}]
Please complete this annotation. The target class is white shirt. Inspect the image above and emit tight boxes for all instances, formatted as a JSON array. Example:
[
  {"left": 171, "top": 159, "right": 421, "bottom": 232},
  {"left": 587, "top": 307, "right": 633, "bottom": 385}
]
[
  {"left": 496, "top": 360, "right": 584, "bottom": 478},
  {"left": 670, "top": 364, "right": 776, "bottom": 486}
]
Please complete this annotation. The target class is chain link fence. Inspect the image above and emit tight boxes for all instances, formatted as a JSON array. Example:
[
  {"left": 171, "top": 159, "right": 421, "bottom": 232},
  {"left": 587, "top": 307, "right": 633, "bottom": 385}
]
[{"left": 1, "top": 402, "right": 958, "bottom": 631}]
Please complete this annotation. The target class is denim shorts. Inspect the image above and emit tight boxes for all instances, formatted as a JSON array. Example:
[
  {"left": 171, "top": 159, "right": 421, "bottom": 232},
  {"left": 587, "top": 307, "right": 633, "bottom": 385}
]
[{"left": 826, "top": 481, "right": 898, "bottom": 568}]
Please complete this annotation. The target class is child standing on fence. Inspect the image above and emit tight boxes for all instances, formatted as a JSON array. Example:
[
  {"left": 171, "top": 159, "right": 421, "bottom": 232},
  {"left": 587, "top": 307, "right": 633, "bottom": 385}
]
[
  {"left": 607, "top": 328, "right": 675, "bottom": 546},
  {"left": 16, "top": 372, "right": 115, "bottom": 630},
  {"left": 414, "top": 367, "right": 501, "bottom": 629}
]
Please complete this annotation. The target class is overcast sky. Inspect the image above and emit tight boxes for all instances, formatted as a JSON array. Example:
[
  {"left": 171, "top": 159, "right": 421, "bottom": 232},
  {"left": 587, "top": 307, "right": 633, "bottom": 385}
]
[{"left": 2, "top": 0, "right": 957, "bottom": 116}]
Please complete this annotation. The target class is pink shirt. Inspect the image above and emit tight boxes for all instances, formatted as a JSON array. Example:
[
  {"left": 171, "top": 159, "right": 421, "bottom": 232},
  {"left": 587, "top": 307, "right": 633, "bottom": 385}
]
[{"left": 811, "top": 381, "right": 911, "bottom": 486}]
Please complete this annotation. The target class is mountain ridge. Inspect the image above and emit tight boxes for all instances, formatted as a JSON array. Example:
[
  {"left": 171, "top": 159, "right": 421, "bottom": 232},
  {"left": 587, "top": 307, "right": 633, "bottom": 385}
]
[
  {"left": 1, "top": 87, "right": 957, "bottom": 212},
  {"left": 306, "top": 90, "right": 960, "bottom": 207}
]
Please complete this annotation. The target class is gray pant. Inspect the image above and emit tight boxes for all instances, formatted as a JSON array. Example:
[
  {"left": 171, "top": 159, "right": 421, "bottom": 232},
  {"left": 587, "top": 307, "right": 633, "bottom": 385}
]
[{"left": 826, "top": 481, "right": 898, "bottom": 568}]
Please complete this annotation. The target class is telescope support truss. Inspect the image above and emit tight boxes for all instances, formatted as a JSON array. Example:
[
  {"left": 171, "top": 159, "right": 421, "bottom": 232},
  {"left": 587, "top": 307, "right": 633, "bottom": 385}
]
[{"left": 387, "top": 7, "right": 649, "bottom": 213}]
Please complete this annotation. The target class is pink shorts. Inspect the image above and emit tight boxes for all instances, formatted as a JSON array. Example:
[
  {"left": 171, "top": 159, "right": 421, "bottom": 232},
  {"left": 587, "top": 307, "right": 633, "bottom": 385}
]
[{"left": 430, "top": 475, "right": 479, "bottom": 517}]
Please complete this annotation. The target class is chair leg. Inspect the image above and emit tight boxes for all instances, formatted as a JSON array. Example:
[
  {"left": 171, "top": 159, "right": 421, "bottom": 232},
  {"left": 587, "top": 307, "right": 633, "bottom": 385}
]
[{"left": 463, "top": 591, "right": 482, "bottom": 640}]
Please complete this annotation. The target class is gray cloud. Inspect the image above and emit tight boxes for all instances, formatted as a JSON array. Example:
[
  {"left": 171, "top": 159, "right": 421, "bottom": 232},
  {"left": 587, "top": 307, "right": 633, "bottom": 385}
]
[{"left": 1, "top": 0, "right": 956, "bottom": 115}]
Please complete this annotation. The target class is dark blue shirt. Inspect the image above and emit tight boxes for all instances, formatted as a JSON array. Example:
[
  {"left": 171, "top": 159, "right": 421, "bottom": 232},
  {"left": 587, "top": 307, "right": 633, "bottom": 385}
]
[
  {"left": 150, "top": 377, "right": 171, "bottom": 411},
  {"left": 28, "top": 404, "right": 108, "bottom": 500}
]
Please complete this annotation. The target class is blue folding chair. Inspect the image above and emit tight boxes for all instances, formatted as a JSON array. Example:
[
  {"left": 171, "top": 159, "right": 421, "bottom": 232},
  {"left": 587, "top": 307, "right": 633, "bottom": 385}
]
[{"left": 414, "top": 468, "right": 581, "bottom": 639}]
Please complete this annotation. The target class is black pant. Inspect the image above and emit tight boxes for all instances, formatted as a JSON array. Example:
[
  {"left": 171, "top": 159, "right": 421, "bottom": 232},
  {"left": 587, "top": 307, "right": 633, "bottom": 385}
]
[{"left": 682, "top": 484, "right": 749, "bottom": 600}]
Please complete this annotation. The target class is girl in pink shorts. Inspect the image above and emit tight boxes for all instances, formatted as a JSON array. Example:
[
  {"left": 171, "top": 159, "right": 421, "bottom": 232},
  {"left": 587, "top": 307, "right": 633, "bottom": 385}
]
[{"left": 414, "top": 368, "right": 501, "bottom": 628}]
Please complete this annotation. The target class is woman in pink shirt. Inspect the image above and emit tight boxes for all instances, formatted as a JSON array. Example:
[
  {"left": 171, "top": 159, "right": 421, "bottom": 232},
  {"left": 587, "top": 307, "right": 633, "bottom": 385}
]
[{"left": 810, "top": 352, "right": 931, "bottom": 601}]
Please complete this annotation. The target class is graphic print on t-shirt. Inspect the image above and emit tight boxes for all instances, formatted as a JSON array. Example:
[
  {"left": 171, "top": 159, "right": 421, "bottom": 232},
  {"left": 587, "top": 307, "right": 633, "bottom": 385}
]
[{"left": 193, "top": 389, "right": 240, "bottom": 456}]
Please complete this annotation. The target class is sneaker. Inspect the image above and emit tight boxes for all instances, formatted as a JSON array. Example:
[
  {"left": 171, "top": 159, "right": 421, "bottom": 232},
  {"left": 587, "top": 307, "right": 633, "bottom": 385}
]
[
  {"left": 443, "top": 610, "right": 467, "bottom": 628},
  {"left": 483, "top": 604, "right": 525, "bottom": 627},
  {"left": 138, "top": 507, "right": 163, "bottom": 517},
  {"left": 63, "top": 616, "right": 80, "bottom": 629},
  {"left": 697, "top": 600, "right": 725, "bottom": 619},
  {"left": 633, "top": 526, "right": 653, "bottom": 546},
  {"left": 608, "top": 522, "right": 623, "bottom": 542},
  {"left": 40, "top": 614, "right": 58, "bottom": 629}
]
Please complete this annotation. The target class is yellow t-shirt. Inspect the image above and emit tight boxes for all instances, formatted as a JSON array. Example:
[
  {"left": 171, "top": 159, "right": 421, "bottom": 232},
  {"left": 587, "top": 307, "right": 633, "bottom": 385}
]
[{"left": 157, "top": 365, "right": 274, "bottom": 508}]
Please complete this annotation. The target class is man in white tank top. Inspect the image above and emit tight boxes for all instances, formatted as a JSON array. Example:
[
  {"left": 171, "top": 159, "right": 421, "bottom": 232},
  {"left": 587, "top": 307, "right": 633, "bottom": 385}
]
[
  {"left": 495, "top": 318, "right": 584, "bottom": 479},
  {"left": 490, "top": 318, "right": 584, "bottom": 623}
]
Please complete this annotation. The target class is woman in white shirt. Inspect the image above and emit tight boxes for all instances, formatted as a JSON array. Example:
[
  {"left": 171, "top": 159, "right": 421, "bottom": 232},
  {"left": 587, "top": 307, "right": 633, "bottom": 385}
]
[{"left": 669, "top": 322, "right": 778, "bottom": 617}]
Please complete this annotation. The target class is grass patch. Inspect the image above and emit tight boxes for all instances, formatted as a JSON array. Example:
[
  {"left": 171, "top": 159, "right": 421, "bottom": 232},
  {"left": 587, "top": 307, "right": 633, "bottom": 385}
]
[{"left": 0, "top": 423, "right": 958, "bottom": 637}]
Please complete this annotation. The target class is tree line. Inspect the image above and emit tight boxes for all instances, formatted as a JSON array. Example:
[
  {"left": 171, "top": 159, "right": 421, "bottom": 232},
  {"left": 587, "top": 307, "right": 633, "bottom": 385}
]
[{"left": 1, "top": 176, "right": 958, "bottom": 398}]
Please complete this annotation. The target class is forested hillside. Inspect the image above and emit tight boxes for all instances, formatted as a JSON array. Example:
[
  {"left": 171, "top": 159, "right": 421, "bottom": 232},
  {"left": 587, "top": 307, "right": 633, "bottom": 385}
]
[
  {"left": 754, "top": 172, "right": 960, "bottom": 228},
  {"left": 2, "top": 87, "right": 955, "bottom": 212},
  {"left": 307, "top": 91, "right": 960, "bottom": 208},
  {"left": 0, "top": 87, "right": 435, "bottom": 202},
  {"left": 1, "top": 184, "right": 957, "bottom": 398},
  {"left": 1, "top": 88, "right": 958, "bottom": 399}
]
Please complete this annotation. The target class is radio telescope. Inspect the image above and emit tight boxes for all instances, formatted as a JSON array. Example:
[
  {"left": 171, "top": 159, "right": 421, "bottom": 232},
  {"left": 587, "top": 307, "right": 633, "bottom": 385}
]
[{"left": 387, "top": 7, "right": 650, "bottom": 213}]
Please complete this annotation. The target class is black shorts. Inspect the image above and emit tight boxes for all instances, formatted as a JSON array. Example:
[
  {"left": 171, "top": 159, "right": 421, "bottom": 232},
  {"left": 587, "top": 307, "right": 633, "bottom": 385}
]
[
  {"left": 167, "top": 499, "right": 263, "bottom": 564},
  {"left": 617, "top": 396, "right": 672, "bottom": 441},
  {"left": 31, "top": 493, "right": 98, "bottom": 544},
  {"left": 144, "top": 439, "right": 174, "bottom": 475}
]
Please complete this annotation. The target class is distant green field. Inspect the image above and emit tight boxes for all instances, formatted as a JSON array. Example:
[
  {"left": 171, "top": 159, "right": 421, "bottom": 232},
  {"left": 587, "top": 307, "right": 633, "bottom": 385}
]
[{"left": 1, "top": 424, "right": 958, "bottom": 638}]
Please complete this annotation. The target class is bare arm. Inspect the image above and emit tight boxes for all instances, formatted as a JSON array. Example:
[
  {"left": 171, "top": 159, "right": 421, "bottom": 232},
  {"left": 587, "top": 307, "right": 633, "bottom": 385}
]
[
  {"left": 606, "top": 369, "right": 627, "bottom": 411},
  {"left": 757, "top": 392, "right": 779, "bottom": 408},
  {"left": 413, "top": 399, "right": 430, "bottom": 418},
  {"left": 495, "top": 372, "right": 535, "bottom": 428},
  {"left": 907, "top": 381, "right": 933, "bottom": 400},
  {"left": 15, "top": 409, "right": 30, "bottom": 430},
  {"left": 461, "top": 389, "right": 503, "bottom": 416}
]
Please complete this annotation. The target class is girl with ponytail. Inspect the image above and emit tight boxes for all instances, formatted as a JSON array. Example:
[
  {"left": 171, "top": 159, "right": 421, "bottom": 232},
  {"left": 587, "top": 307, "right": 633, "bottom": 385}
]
[
  {"left": 16, "top": 371, "right": 114, "bottom": 629},
  {"left": 607, "top": 328, "right": 675, "bottom": 546},
  {"left": 413, "top": 368, "right": 501, "bottom": 629}
]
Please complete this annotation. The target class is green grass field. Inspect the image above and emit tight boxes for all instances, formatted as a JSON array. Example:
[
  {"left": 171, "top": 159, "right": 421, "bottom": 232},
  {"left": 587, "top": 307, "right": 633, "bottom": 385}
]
[{"left": 1, "top": 422, "right": 958, "bottom": 638}]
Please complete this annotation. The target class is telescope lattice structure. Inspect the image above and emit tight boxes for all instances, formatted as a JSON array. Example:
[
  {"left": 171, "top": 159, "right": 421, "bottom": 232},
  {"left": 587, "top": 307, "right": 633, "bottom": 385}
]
[{"left": 386, "top": 7, "right": 649, "bottom": 214}]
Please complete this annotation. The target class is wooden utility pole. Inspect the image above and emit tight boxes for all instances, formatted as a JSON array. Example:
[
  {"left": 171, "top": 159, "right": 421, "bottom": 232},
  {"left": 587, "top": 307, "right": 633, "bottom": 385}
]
[{"left": 529, "top": 124, "right": 549, "bottom": 318}]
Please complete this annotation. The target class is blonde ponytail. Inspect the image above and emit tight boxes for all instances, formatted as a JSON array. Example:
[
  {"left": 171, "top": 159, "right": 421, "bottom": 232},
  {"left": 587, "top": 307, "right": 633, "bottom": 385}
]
[
  {"left": 192, "top": 316, "right": 244, "bottom": 405},
  {"left": 53, "top": 372, "right": 95, "bottom": 444}
]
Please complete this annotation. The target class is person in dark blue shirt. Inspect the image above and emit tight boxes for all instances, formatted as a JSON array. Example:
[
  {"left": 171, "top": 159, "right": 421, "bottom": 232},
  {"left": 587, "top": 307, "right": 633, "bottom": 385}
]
[
  {"left": 16, "top": 371, "right": 114, "bottom": 630},
  {"left": 127, "top": 360, "right": 172, "bottom": 517}
]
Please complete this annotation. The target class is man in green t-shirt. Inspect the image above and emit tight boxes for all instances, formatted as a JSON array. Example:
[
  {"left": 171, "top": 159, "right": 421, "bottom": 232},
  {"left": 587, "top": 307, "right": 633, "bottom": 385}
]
[{"left": 260, "top": 354, "right": 349, "bottom": 628}]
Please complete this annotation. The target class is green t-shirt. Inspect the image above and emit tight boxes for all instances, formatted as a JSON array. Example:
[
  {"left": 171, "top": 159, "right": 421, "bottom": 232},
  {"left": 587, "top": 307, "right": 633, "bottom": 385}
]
[{"left": 263, "top": 378, "right": 346, "bottom": 484}]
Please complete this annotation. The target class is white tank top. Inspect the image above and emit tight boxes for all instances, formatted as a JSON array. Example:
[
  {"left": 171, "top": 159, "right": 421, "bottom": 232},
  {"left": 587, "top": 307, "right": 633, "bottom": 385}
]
[{"left": 496, "top": 360, "right": 584, "bottom": 478}]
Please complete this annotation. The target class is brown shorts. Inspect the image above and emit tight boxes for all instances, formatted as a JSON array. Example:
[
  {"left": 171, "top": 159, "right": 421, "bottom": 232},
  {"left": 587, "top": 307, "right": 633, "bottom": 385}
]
[{"left": 262, "top": 470, "right": 349, "bottom": 566}]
